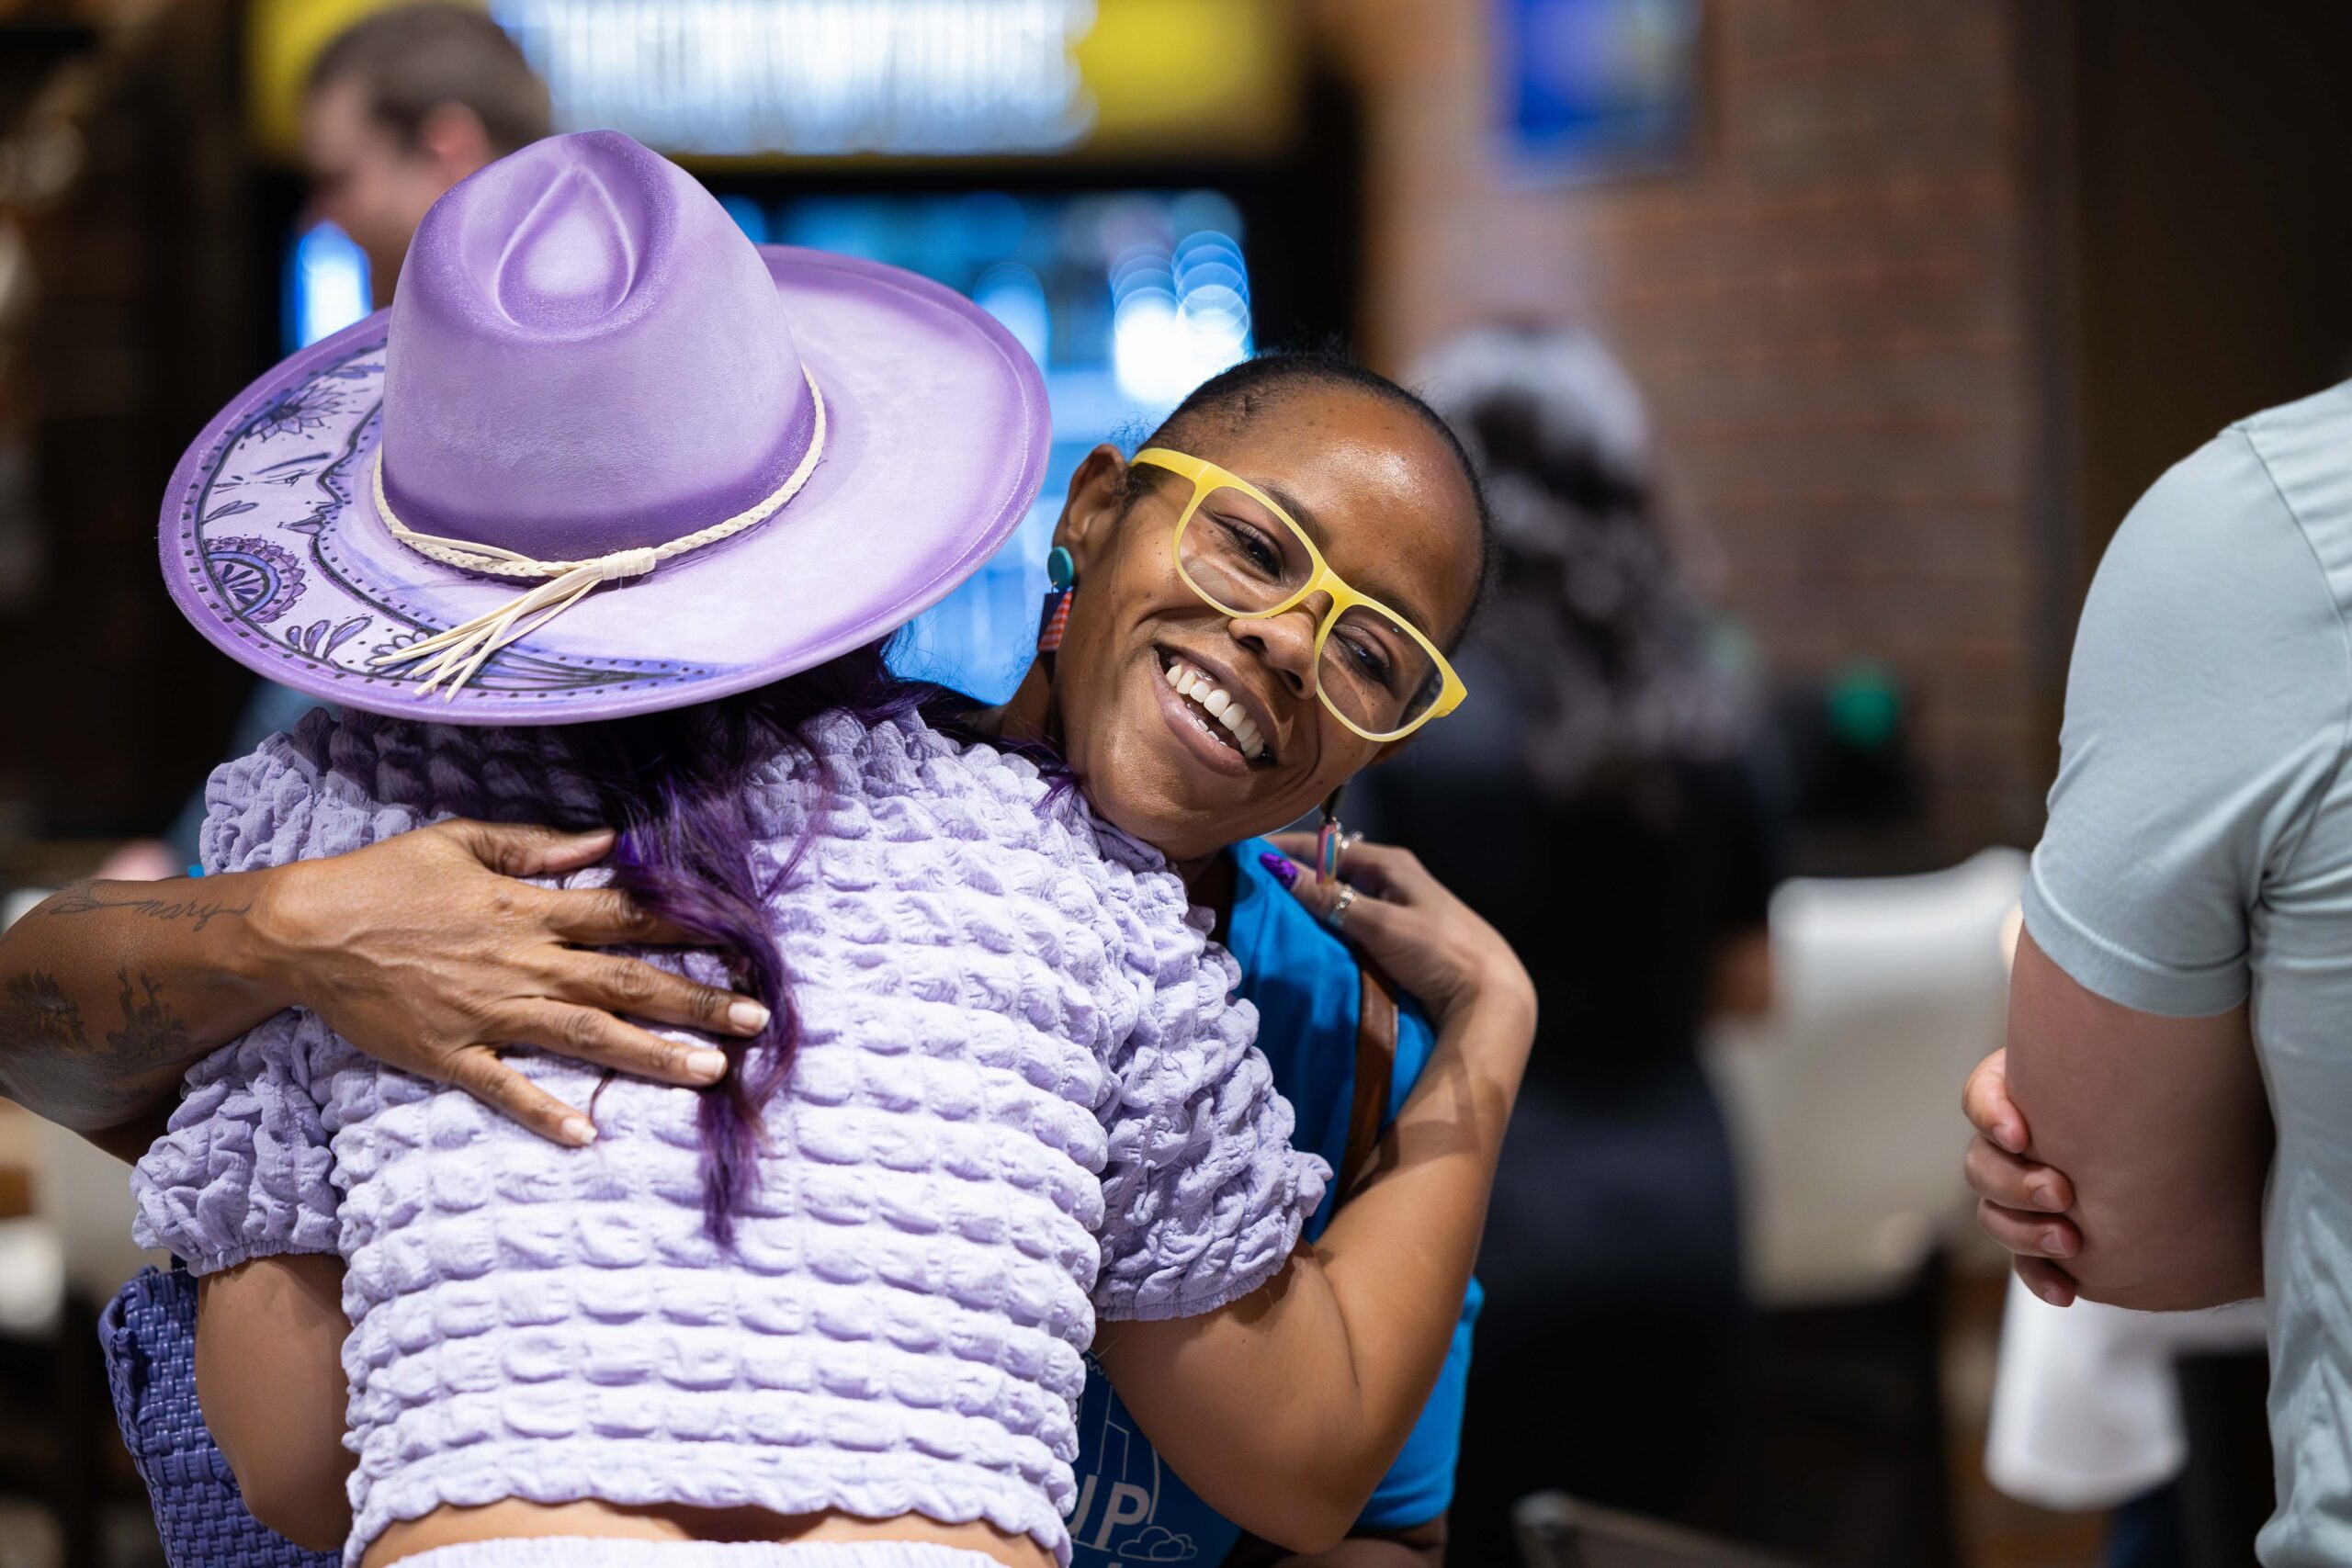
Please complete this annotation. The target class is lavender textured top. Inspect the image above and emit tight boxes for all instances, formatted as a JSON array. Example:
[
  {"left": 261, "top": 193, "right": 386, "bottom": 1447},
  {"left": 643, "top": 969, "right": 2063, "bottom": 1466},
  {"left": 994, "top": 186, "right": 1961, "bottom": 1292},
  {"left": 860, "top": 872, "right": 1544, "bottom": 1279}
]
[{"left": 131, "top": 707, "right": 1327, "bottom": 1566}]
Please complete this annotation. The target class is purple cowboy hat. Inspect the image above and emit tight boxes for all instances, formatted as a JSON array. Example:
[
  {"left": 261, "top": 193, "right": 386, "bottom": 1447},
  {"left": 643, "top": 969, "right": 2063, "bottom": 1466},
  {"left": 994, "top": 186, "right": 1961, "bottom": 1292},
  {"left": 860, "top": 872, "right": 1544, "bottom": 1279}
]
[{"left": 159, "top": 130, "right": 1048, "bottom": 724}]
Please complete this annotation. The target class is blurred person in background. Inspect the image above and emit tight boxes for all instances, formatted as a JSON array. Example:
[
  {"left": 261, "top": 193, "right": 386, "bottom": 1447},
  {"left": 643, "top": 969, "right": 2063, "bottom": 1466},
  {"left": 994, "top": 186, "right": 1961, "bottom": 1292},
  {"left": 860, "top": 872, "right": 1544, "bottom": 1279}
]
[
  {"left": 1353, "top": 324, "right": 1782, "bottom": 1561},
  {"left": 302, "top": 1, "right": 551, "bottom": 297},
  {"left": 93, "top": 3, "right": 556, "bottom": 879},
  {"left": 1956, "top": 385, "right": 2352, "bottom": 1564}
]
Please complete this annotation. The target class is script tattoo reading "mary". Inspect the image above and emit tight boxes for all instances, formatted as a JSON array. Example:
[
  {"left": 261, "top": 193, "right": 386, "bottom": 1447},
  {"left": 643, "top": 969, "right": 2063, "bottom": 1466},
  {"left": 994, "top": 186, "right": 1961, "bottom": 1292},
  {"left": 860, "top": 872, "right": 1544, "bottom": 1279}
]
[{"left": 44, "top": 881, "right": 253, "bottom": 933}]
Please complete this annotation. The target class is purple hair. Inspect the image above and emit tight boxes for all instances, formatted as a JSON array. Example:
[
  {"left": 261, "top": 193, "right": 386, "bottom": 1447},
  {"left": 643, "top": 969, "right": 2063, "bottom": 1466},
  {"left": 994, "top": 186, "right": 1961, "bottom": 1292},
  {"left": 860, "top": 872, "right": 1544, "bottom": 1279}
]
[{"left": 569, "top": 639, "right": 1051, "bottom": 1245}]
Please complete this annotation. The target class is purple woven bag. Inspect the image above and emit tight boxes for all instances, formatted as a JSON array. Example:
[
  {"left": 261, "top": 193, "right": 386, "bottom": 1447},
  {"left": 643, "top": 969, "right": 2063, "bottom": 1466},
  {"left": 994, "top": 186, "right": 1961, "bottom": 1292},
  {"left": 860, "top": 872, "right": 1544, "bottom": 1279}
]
[{"left": 98, "top": 1264, "right": 338, "bottom": 1568}]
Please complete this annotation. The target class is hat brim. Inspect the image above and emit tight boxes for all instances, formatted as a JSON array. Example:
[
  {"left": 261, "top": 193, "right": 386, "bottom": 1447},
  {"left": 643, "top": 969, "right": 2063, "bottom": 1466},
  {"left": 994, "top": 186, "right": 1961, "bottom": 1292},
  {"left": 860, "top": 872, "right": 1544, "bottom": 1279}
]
[{"left": 159, "top": 246, "right": 1049, "bottom": 725}]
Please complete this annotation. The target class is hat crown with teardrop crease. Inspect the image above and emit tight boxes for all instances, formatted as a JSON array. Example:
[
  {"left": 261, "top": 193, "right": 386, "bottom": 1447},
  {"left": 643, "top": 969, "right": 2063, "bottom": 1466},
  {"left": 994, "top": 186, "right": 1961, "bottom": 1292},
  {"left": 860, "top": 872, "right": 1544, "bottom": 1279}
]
[{"left": 159, "top": 130, "right": 1049, "bottom": 723}]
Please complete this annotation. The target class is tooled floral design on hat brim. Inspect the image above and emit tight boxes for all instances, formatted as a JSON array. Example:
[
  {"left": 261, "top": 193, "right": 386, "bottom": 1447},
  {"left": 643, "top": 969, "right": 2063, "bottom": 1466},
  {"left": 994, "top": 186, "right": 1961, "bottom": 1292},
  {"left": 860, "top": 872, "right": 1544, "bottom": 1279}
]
[{"left": 171, "top": 336, "right": 712, "bottom": 704}]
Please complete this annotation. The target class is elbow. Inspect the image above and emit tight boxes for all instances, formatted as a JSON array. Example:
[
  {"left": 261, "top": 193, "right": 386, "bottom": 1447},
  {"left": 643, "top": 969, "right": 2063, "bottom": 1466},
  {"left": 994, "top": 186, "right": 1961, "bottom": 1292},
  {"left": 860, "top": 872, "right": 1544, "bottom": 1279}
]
[
  {"left": 257, "top": 1503, "right": 350, "bottom": 1556},
  {"left": 1235, "top": 1495, "right": 1359, "bottom": 1558},
  {"left": 2076, "top": 1283, "right": 2255, "bottom": 1314},
  {"left": 204, "top": 1374, "right": 353, "bottom": 1551},
  {"left": 232, "top": 1465, "right": 352, "bottom": 1553},
  {"left": 1213, "top": 1456, "right": 1380, "bottom": 1556},
  {"left": 2069, "top": 1261, "right": 2263, "bottom": 1315},
  {"left": 192, "top": 1257, "right": 356, "bottom": 1552},
  {"left": 2062, "top": 1224, "right": 2265, "bottom": 1315}
]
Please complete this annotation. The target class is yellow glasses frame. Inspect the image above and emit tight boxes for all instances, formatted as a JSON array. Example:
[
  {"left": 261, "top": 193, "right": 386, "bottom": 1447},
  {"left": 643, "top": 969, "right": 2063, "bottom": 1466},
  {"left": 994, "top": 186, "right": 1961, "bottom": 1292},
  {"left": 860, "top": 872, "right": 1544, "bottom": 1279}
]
[{"left": 1134, "top": 446, "right": 1469, "bottom": 742}]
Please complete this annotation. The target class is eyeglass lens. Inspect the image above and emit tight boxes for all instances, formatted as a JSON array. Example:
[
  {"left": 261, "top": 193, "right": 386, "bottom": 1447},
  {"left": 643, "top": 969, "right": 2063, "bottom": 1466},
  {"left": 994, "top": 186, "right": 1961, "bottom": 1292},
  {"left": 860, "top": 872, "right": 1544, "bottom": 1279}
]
[{"left": 1178, "top": 486, "right": 1442, "bottom": 734}]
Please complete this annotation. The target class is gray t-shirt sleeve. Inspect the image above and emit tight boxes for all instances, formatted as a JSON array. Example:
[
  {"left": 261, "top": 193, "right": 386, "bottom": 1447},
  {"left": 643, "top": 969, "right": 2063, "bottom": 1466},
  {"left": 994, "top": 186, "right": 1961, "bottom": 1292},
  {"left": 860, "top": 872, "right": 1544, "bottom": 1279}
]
[{"left": 2024, "top": 428, "right": 2352, "bottom": 1017}]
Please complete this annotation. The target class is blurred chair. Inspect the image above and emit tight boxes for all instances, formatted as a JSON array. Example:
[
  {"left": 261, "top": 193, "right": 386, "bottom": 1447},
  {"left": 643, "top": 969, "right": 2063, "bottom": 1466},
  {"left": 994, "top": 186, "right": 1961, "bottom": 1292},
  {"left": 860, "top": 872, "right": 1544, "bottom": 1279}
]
[
  {"left": 1515, "top": 1492, "right": 1805, "bottom": 1568},
  {"left": 35, "top": 1115, "right": 163, "bottom": 1310},
  {"left": 1697, "top": 849, "right": 2024, "bottom": 1568},
  {"left": 1986, "top": 1271, "right": 2265, "bottom": 1513},
  {"left": 1987, "top": 1269, "right": 2271, "bottom": 1567},
  {"left": 1702, "top": 848, "right": 2027, "bottom": 1307}
]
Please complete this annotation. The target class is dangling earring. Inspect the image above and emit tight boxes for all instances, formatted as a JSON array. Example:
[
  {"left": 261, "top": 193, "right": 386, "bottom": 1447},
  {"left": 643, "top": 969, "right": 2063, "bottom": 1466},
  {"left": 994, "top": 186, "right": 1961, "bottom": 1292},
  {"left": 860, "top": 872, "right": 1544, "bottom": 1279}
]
[
  {"left": 1036, "top": 546, "right": 1077, "bottom": 662},
  {"left": 1317, "top": 784, "right": 1348, "bottom": 882}
]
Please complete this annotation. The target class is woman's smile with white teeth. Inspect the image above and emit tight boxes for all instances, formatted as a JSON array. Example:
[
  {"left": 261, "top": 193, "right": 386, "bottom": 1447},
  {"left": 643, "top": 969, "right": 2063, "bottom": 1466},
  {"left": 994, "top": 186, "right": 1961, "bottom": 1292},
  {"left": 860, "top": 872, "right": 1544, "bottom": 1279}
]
[{"left": 1162, "top": 655, "right": 1270, "bottom": 761}]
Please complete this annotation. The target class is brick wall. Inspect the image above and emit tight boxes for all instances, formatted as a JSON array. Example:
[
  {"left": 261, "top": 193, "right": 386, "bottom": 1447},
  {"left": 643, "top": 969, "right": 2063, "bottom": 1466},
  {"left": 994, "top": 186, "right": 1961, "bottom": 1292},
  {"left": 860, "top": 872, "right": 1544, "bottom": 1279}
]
[{"left": 1317, "top": 0, "right": 2053, "bottom": 867}]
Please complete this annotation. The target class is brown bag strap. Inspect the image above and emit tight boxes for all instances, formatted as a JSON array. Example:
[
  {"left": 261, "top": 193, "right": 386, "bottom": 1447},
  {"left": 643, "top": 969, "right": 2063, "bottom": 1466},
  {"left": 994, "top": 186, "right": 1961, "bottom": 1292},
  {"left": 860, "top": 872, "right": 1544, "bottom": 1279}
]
[{"left": 1340, "top": 962, "right": 1399, "bottom": 1201}]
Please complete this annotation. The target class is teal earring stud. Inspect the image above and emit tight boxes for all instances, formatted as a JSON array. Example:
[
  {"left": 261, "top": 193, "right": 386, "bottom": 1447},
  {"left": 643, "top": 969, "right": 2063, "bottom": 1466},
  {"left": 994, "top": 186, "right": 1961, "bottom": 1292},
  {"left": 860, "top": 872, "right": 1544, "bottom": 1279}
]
[{"left": 1038, "top": 547, "right": 1078, "bottom": 655}]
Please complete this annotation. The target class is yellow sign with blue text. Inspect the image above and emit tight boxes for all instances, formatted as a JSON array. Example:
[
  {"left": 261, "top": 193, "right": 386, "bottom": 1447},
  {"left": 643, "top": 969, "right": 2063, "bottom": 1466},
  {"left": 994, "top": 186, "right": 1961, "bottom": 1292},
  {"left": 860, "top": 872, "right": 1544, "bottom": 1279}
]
[{"left": 246, "top": 0, "right": 1301, "bottom": 164}]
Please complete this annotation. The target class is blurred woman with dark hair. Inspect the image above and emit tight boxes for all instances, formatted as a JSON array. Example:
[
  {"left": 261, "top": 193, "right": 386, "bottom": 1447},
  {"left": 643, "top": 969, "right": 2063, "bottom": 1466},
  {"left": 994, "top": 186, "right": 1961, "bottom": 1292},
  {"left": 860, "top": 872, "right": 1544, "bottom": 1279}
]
[{"left": 1355, "top": 323, "right": 1784, "bottom": 1558}]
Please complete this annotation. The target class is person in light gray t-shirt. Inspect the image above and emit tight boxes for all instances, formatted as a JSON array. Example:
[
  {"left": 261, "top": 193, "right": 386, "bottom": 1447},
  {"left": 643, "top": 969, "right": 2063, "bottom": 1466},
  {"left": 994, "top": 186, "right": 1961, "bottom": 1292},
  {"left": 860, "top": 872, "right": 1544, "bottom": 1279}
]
[{"left": 1964, "top": 380, "right": 2352, "bottom": 1568}]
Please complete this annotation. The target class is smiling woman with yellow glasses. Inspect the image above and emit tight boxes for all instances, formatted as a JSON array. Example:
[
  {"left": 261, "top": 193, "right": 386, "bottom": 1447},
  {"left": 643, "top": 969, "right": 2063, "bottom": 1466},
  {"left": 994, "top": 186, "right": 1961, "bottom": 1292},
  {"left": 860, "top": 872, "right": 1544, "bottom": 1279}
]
[
  {"left": 1135, "top": 446, "right": 1470, "bottom": 742},
  {"left": 968, "top": 349, "right": 1520, "bottom": 1568}
]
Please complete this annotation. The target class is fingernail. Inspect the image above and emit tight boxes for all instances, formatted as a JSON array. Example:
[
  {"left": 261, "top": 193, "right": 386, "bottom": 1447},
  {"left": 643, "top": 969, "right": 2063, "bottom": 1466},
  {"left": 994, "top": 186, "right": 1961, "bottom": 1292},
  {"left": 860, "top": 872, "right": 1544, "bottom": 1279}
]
[
  {"left": 686, "top": 1049, "right": 729, "bottom": 1083},
  {"left": 2041, "top": 1227, "right": 2072, "bottom": 1257},
  {"left": 1258, "top": 852, "right": 1298, "bottom": 888},
  {"left": 729, "top": 999, "right": 772, "bottom": 1033},
  {"left": 2029, "top": 1179, "right": 2057, "bottom": 1210},
  {"left": 2028, "top": 1276, "right": 2062, "bottom": 1307},
  {"left": 1996, "top": 1122, "right": 2025, "bottom": 1155},
  {"left": 561, "top": 1115, "right": 598, "bottom": 1146}
]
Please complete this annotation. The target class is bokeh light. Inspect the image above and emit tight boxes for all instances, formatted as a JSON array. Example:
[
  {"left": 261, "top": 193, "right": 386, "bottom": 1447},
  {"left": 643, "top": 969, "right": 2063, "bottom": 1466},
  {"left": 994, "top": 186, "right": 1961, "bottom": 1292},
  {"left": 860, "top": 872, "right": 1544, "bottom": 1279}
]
[{"left": 286, "top": 221, "right": 371, "bottom": 350}]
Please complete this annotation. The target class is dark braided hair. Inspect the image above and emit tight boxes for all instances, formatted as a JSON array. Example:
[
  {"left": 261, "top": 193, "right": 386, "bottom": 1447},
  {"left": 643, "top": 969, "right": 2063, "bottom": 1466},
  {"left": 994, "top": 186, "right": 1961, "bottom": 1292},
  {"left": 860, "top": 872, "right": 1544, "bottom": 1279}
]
[{"left": 1122, "top": 348, "right": 1498, "bottom": 649}]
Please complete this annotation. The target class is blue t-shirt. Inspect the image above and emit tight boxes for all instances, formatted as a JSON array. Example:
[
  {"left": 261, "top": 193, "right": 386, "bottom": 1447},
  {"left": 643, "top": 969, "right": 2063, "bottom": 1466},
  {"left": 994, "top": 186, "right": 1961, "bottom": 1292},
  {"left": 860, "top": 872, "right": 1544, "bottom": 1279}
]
[{"left": 1064, "top": 840, "right": 1482, "bottom": 1566}]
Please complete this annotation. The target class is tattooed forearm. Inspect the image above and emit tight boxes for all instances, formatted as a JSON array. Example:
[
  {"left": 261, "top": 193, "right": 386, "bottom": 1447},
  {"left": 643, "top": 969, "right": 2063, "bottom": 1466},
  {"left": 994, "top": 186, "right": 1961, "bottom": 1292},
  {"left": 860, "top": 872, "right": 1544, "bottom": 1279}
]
[
  {"left": 0, "top": 973, "right": 188, "bottom": 1131},
  {"left": 0, "top": 873, "right": 275, "bottom": 1130},
  {"left": 0, "top": 970, "right": 197, "bottom": 1130},
  {"left": 2, "top": 972, "right": 86, "bottom": 1052},
  {"left": 43, "top": 880, "right": 254, "bottom": 933},
  {"left": 107, "top": 970, "right": 192, "bottom": 1066}
]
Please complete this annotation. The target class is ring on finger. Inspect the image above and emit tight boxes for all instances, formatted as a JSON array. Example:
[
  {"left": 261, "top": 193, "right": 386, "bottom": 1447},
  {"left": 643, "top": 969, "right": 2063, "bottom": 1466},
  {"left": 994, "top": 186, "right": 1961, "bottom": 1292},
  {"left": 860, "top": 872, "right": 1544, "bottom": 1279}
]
[{"left": 1325, "top": 884, "right": 1359, "bottom": 931}]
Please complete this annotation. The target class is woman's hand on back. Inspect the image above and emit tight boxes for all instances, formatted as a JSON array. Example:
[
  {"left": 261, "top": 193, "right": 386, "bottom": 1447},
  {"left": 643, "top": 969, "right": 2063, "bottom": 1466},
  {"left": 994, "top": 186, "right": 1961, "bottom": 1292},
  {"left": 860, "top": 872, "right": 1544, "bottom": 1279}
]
[
  {"left": 1262, "top": 833, "right": 1535, "bottom": 1033},
  {"left": 249, "top": 819, "right": 766, "bottom": 1145}
]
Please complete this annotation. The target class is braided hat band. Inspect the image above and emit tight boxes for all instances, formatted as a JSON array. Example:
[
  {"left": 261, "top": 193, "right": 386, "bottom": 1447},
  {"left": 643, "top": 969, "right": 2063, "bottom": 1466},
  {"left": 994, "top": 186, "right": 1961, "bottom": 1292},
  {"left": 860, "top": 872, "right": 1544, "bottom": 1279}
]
[
  {"left": 162, "top": 135, "right": 1050, "bottom": 728},
  {"left": 369, "top": 367, "right": 827, "bottom": 699}
]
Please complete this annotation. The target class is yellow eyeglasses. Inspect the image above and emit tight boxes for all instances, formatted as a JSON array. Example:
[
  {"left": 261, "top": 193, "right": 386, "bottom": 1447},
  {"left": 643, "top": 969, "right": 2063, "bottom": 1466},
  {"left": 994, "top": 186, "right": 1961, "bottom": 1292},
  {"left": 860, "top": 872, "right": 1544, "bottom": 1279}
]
[{"left": 1134, "top": 447, "right": 1468, "bottom": 743}]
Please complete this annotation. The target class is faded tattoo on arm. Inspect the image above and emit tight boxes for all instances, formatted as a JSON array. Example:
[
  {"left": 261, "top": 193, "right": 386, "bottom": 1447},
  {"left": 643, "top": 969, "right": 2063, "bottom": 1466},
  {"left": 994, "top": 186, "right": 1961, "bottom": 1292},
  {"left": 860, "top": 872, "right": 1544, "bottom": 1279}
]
[
  {"left": 3, "top": 972, "right": 86, "bottom": 1052},
  {"left": 0, "top": 964, "right": 197, "bottom": 1132},
  {"left": 0, "top": 878, "right": 228, "bottom": 1128},
  {"left": 108, "top": 970, "right": 191, "bottom": 1066}
]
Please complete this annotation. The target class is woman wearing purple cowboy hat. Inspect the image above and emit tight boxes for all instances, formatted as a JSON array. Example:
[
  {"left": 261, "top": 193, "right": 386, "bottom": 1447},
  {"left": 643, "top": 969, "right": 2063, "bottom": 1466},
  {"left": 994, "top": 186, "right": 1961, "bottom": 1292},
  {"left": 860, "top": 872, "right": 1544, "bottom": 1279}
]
[{"left": 49, "top": 131, "right": 1531, "bottom": 1568}]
